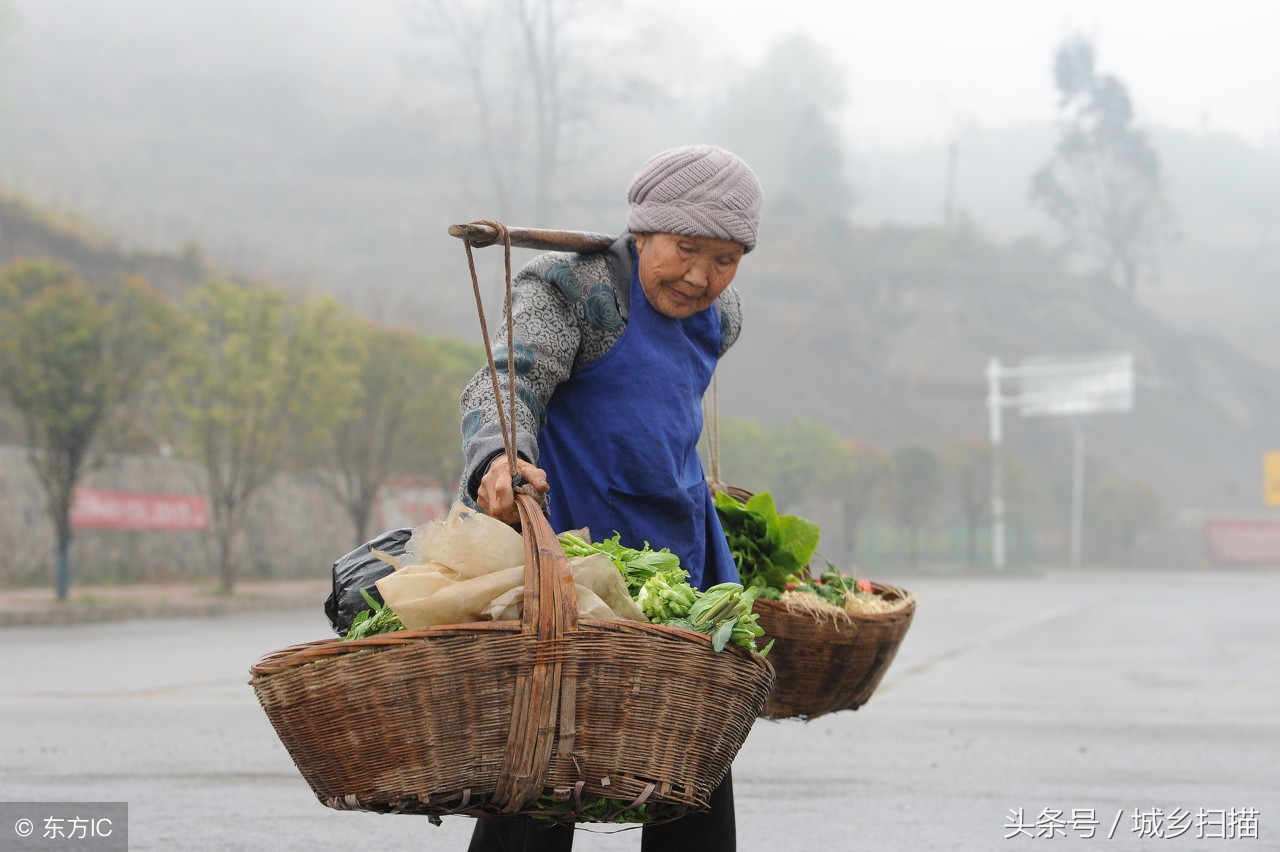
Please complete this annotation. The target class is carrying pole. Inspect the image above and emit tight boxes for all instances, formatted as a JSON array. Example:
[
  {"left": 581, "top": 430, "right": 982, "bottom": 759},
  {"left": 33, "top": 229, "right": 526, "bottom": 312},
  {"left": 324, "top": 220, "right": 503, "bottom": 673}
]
[{"left": 449, "top": 223, "right": 615, "bottom": 254}]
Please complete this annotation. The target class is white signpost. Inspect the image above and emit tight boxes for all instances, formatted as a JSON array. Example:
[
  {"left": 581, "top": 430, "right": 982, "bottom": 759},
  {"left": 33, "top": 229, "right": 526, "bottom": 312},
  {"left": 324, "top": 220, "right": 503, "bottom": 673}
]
[{"left": 986, "top": 353, "right": 1135, "bottom": 568}]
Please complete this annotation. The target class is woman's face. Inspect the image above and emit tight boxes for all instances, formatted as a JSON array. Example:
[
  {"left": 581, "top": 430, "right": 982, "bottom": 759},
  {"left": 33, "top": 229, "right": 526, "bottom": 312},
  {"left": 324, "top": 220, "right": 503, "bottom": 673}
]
[{"left": 634, "top": 232, "right": 745, "bottom": 319}]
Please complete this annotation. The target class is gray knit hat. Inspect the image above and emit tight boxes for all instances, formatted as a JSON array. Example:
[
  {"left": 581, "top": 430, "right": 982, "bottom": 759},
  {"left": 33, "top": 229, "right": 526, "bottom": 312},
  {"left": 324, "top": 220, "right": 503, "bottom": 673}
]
[{"left": 626, "top": 145, "right": 763, "bottom": 252}]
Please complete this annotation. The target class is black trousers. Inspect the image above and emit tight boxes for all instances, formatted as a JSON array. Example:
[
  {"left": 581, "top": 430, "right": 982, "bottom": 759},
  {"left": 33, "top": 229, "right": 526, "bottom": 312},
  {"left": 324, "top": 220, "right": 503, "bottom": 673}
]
[{"left": 466, "top": 771, "right": 736, "bottom": 852}]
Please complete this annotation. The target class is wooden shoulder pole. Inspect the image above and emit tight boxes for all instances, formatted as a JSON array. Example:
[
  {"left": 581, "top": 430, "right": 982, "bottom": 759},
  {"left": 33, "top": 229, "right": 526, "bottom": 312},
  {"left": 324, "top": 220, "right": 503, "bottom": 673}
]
[{"left": 448, "top": 223, "right": 616, "bottom": 254}]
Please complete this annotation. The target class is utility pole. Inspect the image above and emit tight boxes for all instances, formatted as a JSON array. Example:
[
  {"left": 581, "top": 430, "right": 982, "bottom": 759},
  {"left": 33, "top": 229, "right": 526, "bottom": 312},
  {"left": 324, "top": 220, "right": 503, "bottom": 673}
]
[
  {"left": 986, "top": 358, "right": 1006, "bottom": 569},
  {"left": 1069, "top": 419, "right": 1086, "bottom": 567}
]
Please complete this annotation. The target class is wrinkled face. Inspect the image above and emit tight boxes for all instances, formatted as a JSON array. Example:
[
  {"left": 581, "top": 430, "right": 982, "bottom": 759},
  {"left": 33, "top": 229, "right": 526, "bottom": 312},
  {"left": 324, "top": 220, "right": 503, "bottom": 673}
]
[{"left": 633, "top": 232, "right": 745, "bottom": 319}]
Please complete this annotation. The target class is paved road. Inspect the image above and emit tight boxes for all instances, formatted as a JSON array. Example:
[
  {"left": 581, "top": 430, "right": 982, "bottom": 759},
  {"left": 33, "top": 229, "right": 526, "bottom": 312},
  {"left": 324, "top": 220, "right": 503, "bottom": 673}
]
[{"left": 2, "top": 567, "right": 1277, "bottom": 850}]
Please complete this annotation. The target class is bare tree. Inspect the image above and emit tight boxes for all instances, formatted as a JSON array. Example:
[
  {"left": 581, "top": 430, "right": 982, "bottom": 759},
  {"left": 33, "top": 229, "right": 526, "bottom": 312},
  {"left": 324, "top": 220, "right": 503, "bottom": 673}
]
[
  {"left": 1031, "top": 37, "right": 1176, "bottom": 297},
  {"left": 406, "top": 0, "right": 596, "bottom": 223},
  {"left": 509, "top": 0, "right": 564, "bottom": 223}
]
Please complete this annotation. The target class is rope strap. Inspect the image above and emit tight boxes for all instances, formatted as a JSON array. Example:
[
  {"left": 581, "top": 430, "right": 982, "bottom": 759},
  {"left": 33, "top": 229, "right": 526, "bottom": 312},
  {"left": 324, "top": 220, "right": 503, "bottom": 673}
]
[{"left": 462, "top": 219, "right": 520, "bottom": 482}]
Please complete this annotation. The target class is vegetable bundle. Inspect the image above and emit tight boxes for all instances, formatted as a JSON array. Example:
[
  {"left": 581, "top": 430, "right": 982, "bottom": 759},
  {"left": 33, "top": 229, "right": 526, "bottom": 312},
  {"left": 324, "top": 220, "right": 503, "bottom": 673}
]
[
  {"left": 343, "top": 529, "right": 771, "bottom": 656},
  {"left": 558, "top": 532, "right": 770, "bottom": 655},
  {"left": 342, "top": 588, "right": 404, "bottom": 641},
  {"left": 712, "top": 490, "right": 880, "bottom": 611}
]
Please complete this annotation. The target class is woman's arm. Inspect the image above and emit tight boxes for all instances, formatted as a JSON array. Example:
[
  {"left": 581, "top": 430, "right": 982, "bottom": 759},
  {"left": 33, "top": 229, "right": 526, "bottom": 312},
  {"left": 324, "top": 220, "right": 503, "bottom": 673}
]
[{"left": 458, "top": 250, "right": 624, "bottom": 513}]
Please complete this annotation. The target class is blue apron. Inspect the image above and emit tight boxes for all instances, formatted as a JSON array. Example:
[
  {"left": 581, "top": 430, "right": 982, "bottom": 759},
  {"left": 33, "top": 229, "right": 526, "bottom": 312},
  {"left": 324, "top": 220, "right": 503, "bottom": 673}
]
[{"left": 535, "top": 246, "right": 739, "bottom": 590}]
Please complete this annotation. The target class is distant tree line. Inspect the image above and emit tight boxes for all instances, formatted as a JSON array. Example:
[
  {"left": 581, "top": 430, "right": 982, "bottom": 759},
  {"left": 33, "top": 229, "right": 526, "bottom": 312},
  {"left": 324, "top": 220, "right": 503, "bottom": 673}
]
[
  {"left": 0, "top": 258, "right": 484, "bottom": 598},
  {"left": 708, "top": 417, "right": 1167, "bottom": 572},
  {"left": 0, "top": 248, "right": 1174, "bottom": 599}
]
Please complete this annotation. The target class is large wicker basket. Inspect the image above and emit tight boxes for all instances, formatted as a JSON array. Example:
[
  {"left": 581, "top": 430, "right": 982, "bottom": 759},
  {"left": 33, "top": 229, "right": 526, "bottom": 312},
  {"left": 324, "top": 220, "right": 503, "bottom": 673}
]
[
  {"left": 754, "top": 582, "right": 915, "bottom": 721},
  {"left": 250, "top": 494, "right": 774, "bottom": 823}
]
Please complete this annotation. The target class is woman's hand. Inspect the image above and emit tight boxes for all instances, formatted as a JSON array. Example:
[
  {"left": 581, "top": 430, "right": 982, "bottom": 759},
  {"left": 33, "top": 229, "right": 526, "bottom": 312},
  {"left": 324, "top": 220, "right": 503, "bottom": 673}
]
[{"left": 476, "top": 454, "right": 550, "bottom": 526}]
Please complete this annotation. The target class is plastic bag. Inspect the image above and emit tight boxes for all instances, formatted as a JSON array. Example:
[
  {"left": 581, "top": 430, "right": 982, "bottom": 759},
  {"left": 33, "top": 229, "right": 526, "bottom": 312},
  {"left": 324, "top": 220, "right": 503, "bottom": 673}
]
[
  {"left": 381, "top": 565, "right": 525, "bottom": 628},
  {"left": 477, "top": 552, "right": 647, "bottom": 623},
  {"left": 568, "top": 551, "right": 647, "bottom": 622},
  {"left": 375, "top": 503, "right": 528, "bottom": 627},
  {"left": 323, "top": 527, "right": 412, "bottom": 636},
  {"left": 480, "top": 582, "right": 617, "bottom": 622},
  {"left": 412, "top": 501, "right": 525, "bottom": 578},
  {"left": 374, "top": 503, "right": 649, "bottom": 628}
]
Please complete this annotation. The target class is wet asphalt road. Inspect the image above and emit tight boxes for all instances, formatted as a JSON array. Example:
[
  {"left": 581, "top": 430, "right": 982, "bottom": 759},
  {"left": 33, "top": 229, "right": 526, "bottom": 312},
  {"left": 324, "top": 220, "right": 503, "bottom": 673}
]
[{"left": 2, "top": 566, "right": 1277, "bottom": 851}]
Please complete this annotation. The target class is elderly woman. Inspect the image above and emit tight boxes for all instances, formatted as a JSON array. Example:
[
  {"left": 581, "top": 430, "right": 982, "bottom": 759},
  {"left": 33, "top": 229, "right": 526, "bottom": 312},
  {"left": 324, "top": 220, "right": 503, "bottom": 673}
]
[{"left": 460, "top": 144, "right": 763, "bottom": 852}]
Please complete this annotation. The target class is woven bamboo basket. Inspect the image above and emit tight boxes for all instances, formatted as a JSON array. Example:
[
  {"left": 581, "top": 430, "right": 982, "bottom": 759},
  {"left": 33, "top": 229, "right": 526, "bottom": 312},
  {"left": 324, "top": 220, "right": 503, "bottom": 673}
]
[
  {"left": 754, "top": 583, "right": 915, "bottom": 720},
  {"left": 712, "top": 485, "right": 915, "bottom": 721},
  {"left": 250, "top": 494, "right": 775, "bottom": 824}
]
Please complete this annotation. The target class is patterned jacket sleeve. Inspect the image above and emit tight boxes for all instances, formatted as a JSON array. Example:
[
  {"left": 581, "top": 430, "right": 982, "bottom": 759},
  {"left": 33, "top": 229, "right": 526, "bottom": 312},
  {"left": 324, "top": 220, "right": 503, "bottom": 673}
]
[
  {"left": 456, "top": 235, "right": 743, "bottom": 505},
  {"left": 457, "top": 246, "right": 626, "bottom": 503}
]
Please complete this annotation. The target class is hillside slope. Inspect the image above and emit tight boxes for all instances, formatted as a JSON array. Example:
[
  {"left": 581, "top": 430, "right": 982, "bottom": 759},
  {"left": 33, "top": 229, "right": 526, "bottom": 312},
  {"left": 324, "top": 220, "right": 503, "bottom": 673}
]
[
  {"left": 0, "top": 196, "right": 208, "bottom": 297},
  {"left": 722, "top": 215, "right": 1280, "bottom": 515}
]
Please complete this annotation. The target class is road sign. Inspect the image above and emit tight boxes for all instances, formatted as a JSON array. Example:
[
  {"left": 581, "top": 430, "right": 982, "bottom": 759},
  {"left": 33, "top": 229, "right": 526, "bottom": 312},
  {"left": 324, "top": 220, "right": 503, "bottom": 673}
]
[
  {"left": 1011, "top": 353, "right": 1135, "bottom": 418},
  {"left": 985, "top": 353, "right": 1135, "bottom": 569}
]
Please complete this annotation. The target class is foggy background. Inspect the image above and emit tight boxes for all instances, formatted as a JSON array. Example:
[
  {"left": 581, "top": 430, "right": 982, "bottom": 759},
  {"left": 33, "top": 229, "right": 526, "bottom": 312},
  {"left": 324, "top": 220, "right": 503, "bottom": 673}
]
[{"left": 0, "top": 0, "right": 1278, "bottom": 583}]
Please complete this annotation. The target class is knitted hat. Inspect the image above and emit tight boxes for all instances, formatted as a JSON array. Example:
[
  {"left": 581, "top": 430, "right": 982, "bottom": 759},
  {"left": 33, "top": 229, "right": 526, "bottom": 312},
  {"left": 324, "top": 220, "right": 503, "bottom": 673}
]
[{"left": 625, "top": 145, "right": 763, "bottom": 252}]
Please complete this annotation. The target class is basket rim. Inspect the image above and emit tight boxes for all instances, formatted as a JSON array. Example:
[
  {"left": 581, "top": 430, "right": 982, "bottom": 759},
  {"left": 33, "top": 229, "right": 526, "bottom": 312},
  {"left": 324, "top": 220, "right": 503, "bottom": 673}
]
[{"left": 249, "top": 616, "right": 775, "bottom": 678}]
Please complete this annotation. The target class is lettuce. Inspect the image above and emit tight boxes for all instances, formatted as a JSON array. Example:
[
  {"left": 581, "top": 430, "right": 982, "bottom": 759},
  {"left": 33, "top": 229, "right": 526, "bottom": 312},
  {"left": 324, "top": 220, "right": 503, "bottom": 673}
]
[{"left": 714, "top": 490, "right": 820, "bottom": 597}]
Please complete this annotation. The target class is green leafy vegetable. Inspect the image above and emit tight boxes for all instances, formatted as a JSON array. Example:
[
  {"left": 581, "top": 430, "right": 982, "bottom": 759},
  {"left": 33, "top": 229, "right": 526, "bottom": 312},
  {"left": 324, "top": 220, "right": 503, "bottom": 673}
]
[
  {"left": 342, "top": 588, "right": 404, "bottom": 641},
  {"left": 556, "top": 532, "right": 768, "bottom": 656},
  {"left": 713, "top": 490, "right": 820, "bottom": 597},
  {"left": 558, "top": 531, "right": 681, "bottom": 595},
  {"left": 532, "top": 792, "right": 654, "bottom": 823}
]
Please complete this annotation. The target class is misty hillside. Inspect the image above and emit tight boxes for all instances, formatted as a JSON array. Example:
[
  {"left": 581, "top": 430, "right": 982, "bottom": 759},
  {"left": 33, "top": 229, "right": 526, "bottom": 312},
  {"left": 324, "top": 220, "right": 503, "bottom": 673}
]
[
  {"left": 850, "top": 125, "right": 1280, "bottom": 369},
  {"left": 8, "top": 0, "right": 1276, "bottom": 359},
  {"left": 0, "top": 195, "right": 208, "bottom": 296},
  {"left": 724, "top": 212, "right": 1280, "bottom": 515}
]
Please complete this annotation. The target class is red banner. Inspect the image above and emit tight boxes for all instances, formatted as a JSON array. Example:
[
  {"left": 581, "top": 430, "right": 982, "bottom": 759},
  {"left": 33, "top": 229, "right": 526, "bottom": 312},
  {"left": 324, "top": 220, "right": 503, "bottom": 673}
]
[
  {"left": 70, "top": 488, "right": 210, "bottom": 531},
  {"left": 1203, "top": 519, "right": 1280, "bottom": 566}
]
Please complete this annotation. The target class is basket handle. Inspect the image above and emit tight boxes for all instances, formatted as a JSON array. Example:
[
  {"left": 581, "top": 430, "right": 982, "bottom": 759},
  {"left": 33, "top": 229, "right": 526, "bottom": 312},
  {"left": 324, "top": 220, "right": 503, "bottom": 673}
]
[
  {"left": 489, "top": 492, "right": 580, "bottom": 813},
  {"left": 516, "top": 491, "right": 579, "bottom": 637},
  {"left": 462, "top": 218, "right": 583, "bottom": 813}
]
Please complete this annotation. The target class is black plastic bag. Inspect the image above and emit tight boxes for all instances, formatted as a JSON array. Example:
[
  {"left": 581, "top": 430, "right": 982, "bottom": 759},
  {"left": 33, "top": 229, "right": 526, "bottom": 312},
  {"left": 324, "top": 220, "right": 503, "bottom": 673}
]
[{"left": 324, "top": 528, "right": 412, "bottom": 636}]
